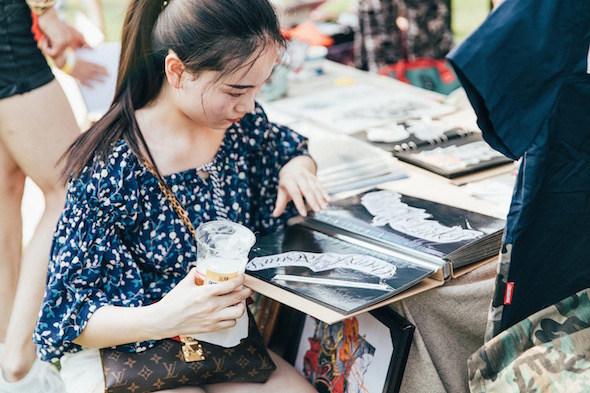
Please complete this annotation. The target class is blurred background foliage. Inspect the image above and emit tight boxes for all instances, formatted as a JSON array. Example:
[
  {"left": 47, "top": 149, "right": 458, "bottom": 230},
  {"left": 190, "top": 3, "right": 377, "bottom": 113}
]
[{"left": 63, "top": 0, "right": 491, "bottom": 44}]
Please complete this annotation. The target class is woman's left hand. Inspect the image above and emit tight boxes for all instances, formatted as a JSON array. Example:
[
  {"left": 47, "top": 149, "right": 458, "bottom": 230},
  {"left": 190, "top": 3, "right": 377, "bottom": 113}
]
[
  {"left": 70, "top": 57, "right": 109, "bottom": 87},
  {"left": 273, "top": 155, "right": 331, "bottom": 217}
]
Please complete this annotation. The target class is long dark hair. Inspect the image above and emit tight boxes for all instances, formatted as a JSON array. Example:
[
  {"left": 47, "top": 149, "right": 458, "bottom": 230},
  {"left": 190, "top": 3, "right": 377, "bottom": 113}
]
[{"left": 60, "top": 0, "right": 285, "bottom": 182}]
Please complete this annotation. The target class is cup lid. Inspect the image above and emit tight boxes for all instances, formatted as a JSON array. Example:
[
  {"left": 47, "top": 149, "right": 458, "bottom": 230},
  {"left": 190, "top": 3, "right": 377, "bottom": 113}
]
[{"left": 196, "top": 220, "right": 256, "bottom": 257}]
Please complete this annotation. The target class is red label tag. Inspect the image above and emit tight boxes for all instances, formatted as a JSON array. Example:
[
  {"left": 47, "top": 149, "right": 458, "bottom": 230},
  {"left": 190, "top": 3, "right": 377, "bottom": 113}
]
[{"left": 504, "top": 282, "right": 515, "bottom": 305}]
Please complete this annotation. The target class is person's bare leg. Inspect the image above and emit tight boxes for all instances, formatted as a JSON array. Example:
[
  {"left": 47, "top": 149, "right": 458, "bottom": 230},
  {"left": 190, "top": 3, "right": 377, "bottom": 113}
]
[
  {"left": 0, "top": 79, "right": 79, "bottom": 381},
  {"left": 203, "top": 350, "right": 316, "bottom": 393},
  {"left": 0, "top": 139, "right": 25, "bottom": 342},
  {"left": 92, "top": 381, "right": 207, "bottom": 393}
]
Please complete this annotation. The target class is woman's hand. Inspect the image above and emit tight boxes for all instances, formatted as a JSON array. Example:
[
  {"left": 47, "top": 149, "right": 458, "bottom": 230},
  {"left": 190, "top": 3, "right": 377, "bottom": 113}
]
[
  {"left": 73, "top": 268, "right": 252, "bottom": 348},
  {"left": 153, "top": 268, "right": 253, "bottom": 338},
  {"left": 51, "top": 49, "right": 108, "bottom": 86},
  {"left": 70, "top": 57, "right": 109, "bottom": 87},
  {"left": 273, "top": 155, "right": 331, "bottom": 217},
  {"left": 66, "top": 24, "right": 88, "bottom": 49},
  {"left": 36, "top": 7, "right": 72, "bottom": 59}
]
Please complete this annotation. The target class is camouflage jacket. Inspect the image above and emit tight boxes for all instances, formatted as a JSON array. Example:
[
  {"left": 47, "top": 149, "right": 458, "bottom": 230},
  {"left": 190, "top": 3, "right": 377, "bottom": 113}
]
[{"left": 468, "top": 288, "right": 590, "bottom": 392}]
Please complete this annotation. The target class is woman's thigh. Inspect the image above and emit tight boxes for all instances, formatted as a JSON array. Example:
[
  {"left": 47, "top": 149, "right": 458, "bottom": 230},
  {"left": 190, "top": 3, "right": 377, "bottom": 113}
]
[
  {"left": 0, "top": 79, "right": 79, "bottom": 191},
  {"left": 60, "top": 349, "right": 104, "bottom": 393},
  {"left": 203, "top": 350, "right": 315, "bottom": 393}
]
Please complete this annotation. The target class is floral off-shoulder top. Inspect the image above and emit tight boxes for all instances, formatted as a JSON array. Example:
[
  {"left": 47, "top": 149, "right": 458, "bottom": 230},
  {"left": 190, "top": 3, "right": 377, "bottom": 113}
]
[{"left": 34, "top": 104, "right": 308, "bottom": 362}]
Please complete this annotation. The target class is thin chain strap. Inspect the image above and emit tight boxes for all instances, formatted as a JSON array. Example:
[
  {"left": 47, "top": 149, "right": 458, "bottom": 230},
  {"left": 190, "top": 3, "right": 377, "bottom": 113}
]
[
  {"left": 143, "top": 159, "right": 207, "bottom": 362},
  {"left": 143, "top": 160, "right": 197, "bottom": 243}
]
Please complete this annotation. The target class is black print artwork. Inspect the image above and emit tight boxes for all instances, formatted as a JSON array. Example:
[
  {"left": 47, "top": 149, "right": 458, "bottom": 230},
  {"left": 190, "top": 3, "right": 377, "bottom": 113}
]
[
  {"left": 248, "top": 224, "right": 434, "bottom": 315},
  {"left": 304, "top": 189, "right": 505, "bottom": 268},
  {"left": 247, "top": 189, "right": 504, "bottom": 316}
]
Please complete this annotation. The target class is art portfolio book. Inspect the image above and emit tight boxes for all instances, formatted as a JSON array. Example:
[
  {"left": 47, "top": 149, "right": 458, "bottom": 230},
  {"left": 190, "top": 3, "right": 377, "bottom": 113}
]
[{"left": 246, "top": 188, "right": 506, "bottom": 324}]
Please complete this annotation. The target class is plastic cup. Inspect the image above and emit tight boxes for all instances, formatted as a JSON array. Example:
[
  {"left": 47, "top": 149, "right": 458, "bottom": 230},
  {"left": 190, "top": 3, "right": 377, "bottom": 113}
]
[
  {"left": 191, "top": 220, "right": 255, "bottom": 347},
  {"left": 194, "top": 220, "right": 256, "bottom": 286}
]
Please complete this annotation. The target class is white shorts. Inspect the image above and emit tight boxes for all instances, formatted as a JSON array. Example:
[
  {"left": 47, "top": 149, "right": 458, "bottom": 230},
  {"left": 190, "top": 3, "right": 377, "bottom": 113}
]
[{"left": 59, "top": 349, "right": 103, "bottom": 393}]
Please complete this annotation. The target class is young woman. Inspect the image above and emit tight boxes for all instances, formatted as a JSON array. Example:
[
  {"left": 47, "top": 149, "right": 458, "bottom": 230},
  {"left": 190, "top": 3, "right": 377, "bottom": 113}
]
[{"left": 33, "top": 0, "right": 329, "bottom": 392}]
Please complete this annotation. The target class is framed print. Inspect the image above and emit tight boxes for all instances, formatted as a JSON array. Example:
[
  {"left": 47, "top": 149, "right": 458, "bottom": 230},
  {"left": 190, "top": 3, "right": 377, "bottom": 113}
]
[{"left": 269, "top": 305, "right": 414, "bottom": 393}]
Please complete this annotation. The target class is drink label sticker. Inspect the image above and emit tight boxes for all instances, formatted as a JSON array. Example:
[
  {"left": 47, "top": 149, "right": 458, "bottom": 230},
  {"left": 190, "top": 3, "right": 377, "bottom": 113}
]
[{"left": 205, "top": 270, "right": 238, "bottom": 285}]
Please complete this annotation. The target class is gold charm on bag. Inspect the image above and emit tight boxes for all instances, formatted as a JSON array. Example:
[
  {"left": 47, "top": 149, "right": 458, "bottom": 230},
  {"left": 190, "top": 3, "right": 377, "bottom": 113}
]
[
  {"left": 180, "top": 336, "right": 205, "bottom": 362},
  {"left": 180, "top": 336, "right": 205, "bottom": 363}
]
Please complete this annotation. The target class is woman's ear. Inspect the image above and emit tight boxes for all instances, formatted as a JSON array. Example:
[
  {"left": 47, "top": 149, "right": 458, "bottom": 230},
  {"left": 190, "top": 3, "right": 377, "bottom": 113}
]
[{"left": 164, "top": 50, "right": 185, "bottom": 89}]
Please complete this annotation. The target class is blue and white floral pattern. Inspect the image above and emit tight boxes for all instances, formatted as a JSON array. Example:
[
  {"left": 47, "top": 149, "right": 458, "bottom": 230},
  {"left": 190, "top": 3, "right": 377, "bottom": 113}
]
[{"left": 34, "top": 105, "right": 308, "bottom": 363}]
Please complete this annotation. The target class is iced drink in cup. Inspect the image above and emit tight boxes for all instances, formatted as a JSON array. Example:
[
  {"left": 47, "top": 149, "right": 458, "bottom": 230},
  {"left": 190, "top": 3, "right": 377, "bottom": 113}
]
[
  {"left": 190, "top": 220, "right": 256, "bottom": 347},
  {"left": 194, "top": 220, "right": 256, "bottom": 286}
]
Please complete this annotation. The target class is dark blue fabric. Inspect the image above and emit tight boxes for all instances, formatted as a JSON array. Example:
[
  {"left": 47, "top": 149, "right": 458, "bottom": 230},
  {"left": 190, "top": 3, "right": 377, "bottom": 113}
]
[{"left": 447, "top": 0, "right": 590, "bottom": 335}]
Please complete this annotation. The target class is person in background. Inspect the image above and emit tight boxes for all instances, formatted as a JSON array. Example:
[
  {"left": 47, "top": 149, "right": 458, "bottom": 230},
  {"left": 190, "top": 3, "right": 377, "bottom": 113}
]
[
  {"left": 33, "top": 0, "right": 330, "bottom": 392},
  {"left": 354, "top": 0, "right": 454, "bottom": 72},
  {"left": 0, "top": 0, "right": 82, "bottom": 391}
]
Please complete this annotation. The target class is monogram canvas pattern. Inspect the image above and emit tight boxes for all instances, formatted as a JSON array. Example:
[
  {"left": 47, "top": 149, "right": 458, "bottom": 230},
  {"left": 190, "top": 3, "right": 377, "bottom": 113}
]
[{"left": 101, "top": 312, "right": 276, "bottom": 393}]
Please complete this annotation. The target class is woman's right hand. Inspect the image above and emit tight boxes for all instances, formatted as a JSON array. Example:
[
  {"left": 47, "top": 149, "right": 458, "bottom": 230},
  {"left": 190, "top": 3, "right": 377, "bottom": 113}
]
[
  {"left": 36, "top": 7, "right": 72, "bottom": 59},
  {"left": 152, "top": 268, "right": 253, "bottom": 338}
]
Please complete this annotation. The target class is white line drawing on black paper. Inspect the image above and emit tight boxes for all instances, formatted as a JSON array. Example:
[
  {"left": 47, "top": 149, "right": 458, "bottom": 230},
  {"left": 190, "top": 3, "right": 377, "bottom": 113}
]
[{"left": 361, "top": 190, "right": 483, "bottom": 243}]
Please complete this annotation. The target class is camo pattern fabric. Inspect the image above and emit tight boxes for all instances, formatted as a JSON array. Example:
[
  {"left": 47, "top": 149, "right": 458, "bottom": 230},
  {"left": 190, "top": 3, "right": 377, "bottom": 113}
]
[{"left": 468, "top": 287, "right": 590, "bottom": 393}]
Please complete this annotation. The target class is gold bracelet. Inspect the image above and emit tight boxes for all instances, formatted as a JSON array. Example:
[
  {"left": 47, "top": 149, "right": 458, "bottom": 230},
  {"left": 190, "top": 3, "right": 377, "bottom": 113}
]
[
  {"left": 60, "top": 48, "right": 76, "bottom": 75},
  {"left": 26, "top": 0, "right": 56, "bottom": 16}
]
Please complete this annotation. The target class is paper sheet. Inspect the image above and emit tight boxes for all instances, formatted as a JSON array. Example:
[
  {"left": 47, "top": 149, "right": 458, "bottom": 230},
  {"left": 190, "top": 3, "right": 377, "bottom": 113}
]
[{"left": 75, "top": 41, "right": 121, "bottom": 120}]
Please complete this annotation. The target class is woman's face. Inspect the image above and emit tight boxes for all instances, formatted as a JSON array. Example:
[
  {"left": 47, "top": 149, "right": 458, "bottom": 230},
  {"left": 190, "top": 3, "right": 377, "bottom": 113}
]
[{"left": 177, "top": 46, "right": 279, "bottom": 131}]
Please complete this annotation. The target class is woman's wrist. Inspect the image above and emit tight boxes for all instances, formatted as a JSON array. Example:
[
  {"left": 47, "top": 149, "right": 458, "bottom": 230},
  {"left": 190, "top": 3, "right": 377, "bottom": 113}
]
[
  {"left": 59, "top": 48, "right": 77, "bottom": 75},
  {"left": 25, "top": 0, "right": 56, "bottom": 16},
  {"left": 34, "top": 4, "right": 59, "bottom": 25},
  {"left": 285, "top": 154, "right": 317, "bottom": 175},
  {"left": 143, "top": 302, "right": 172, "bottom": 340},
  {"left": 73, "top": 303, "right": 169, "bottom": 348}
]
